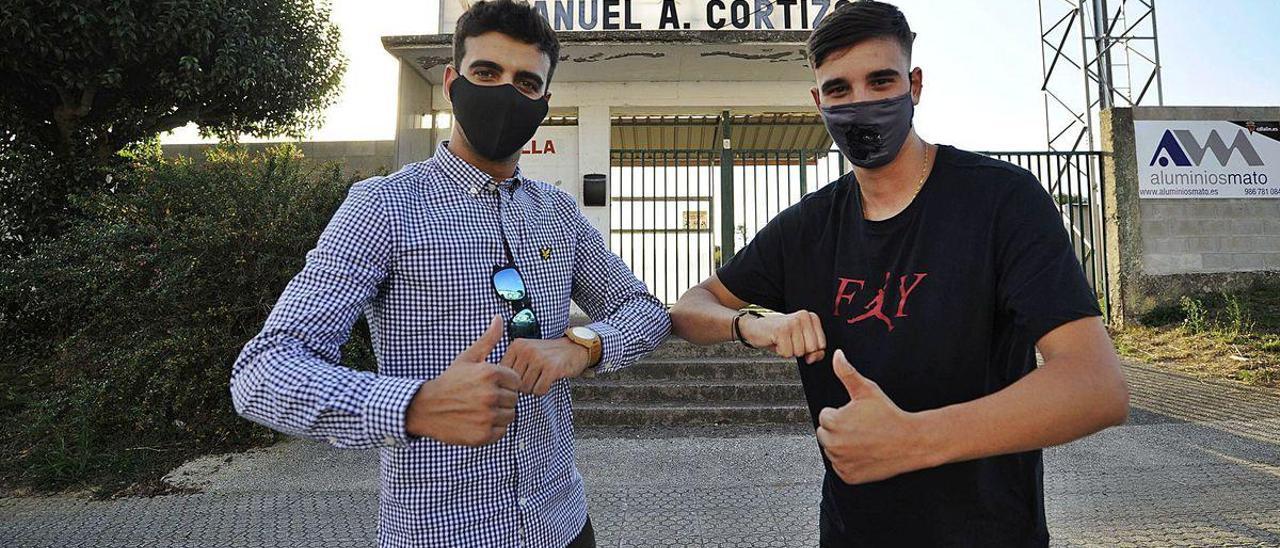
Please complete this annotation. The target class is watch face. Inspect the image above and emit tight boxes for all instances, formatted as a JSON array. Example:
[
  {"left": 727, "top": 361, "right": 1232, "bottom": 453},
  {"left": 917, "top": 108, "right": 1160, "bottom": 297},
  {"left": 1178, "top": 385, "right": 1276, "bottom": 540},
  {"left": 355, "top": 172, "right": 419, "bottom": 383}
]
[{"left": 570, "top": 326, "right": 597, "bottom": 341}]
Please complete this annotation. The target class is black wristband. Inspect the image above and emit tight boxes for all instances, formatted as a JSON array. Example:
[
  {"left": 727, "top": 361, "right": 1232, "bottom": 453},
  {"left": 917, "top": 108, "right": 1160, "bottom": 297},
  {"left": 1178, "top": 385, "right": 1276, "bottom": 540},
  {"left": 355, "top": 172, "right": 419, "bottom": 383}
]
[{"left": 732, "top": 311, "right": 763, "bottom": 349}]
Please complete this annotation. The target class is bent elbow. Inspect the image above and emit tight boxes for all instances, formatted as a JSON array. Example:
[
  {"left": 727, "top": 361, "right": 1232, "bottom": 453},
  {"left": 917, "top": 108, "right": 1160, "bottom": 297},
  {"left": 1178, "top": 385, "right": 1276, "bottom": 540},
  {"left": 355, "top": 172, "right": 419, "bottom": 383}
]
[
  {"left": 1105, "top": 362, "right": 1131, "bottom": 427},
  {"left": 228, "top": 342, "right": 267, "bottom": 420},
  {"left": 669, "top": 288, "right": 712, "bottom": 343},
  {"left": 228, "top": 363, "right": 253, "bottom": 419},
  {"left": 668, "top": 305, "right": 691, "bottom": 339}
]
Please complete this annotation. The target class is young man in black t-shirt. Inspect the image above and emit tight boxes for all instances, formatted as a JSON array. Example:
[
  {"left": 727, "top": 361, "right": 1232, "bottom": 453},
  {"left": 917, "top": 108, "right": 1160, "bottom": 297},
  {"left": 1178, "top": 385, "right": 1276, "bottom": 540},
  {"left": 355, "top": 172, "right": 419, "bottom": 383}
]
[{"left": 669, "top": 1, "right": 1130, "bottom": 546}]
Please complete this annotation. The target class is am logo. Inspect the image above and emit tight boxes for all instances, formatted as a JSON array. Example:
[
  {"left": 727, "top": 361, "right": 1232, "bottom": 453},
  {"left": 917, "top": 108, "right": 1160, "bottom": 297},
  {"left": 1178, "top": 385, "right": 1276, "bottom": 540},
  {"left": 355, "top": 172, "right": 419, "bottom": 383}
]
[{"left": 1149, "top": 127, "right": 1264, "bottom": 168}]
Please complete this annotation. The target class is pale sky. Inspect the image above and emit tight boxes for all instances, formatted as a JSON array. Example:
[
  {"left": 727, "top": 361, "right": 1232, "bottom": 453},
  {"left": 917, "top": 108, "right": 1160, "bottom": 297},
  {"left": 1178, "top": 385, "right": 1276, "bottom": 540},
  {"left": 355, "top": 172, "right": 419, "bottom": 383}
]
[{"left": 162, "top": 0, "right": 1280, "bottom": 151}]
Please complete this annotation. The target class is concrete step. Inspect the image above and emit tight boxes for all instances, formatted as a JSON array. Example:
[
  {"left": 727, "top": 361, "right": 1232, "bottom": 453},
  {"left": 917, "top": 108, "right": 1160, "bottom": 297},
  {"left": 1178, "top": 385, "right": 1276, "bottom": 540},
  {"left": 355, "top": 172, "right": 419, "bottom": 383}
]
[
  {"left": 605, "top": 357, "right": 798, "bottom": 382},
  {"left": 570, "top": 379, "right": 805, "bottom": 403},
  {"left": 572, "top": 401, "right": 812, "bottom": 427},
  {"left": 566, "top": 339, "right": 811, "bottom": 427},
  {"left": 644, "top": 339, "right": 780, "bottom": 360}
]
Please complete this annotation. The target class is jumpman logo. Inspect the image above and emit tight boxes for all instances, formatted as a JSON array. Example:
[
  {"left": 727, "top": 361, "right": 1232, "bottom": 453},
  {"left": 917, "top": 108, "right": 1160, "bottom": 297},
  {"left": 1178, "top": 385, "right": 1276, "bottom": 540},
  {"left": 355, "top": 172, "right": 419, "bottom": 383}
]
[{"left": 833, "top": 271, "right": 929, "bottom": 331}]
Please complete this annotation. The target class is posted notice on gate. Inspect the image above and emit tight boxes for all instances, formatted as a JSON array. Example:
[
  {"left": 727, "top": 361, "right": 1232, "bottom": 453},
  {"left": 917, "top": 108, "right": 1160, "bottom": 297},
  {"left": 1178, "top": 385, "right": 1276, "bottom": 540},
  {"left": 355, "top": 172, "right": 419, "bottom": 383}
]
[{"left": 1136, "top": 120, "right": 1280, "bottom": 199}]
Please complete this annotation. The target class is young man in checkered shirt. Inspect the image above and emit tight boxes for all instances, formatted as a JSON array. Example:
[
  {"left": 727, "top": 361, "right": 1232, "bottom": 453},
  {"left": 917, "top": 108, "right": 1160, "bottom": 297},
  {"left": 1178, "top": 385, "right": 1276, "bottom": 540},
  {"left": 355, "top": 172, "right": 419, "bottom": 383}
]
[{"left": 230, "top": 2, "right": 669, "bottom": 546}]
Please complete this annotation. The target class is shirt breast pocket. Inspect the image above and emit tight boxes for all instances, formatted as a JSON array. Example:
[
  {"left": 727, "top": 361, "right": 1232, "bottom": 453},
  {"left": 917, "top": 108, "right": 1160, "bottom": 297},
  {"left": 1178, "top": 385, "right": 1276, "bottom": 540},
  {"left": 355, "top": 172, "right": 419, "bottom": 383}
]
[{"left": 388, "top": 228, "right": 502, "bottom": 330}]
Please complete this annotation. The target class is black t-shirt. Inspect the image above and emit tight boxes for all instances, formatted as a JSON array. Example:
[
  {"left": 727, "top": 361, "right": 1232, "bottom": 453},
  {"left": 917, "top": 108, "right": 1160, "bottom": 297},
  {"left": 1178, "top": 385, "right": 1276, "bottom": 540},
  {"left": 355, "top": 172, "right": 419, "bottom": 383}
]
[{"left": 717, "top": 145, "right": 1101, "bottom": 547}]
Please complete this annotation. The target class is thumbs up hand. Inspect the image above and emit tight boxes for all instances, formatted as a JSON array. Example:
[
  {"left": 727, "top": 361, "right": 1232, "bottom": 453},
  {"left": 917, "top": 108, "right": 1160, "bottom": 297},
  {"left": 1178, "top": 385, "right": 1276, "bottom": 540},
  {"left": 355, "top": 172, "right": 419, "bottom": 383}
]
[
  {"left": 815, "top": 350, "right": 931, "bottom": 485},
  {"left": 405, "top": 315, "right": 522, "bottom": 446}
]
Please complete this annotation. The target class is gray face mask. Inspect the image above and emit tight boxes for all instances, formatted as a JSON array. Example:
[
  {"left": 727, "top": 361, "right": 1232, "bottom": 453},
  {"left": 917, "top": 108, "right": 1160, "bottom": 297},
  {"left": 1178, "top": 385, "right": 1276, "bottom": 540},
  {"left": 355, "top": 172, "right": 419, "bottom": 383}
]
[{"left": 820, "top": 91, "right": 915, "bottom": 169}]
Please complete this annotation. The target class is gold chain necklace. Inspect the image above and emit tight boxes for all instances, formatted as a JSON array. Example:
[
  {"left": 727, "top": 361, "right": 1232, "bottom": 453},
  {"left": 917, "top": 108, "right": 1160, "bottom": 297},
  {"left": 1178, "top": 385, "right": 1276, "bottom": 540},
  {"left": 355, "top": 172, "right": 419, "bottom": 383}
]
[{"left": 859, "top": 142, "right": 933, "bottom": 219}]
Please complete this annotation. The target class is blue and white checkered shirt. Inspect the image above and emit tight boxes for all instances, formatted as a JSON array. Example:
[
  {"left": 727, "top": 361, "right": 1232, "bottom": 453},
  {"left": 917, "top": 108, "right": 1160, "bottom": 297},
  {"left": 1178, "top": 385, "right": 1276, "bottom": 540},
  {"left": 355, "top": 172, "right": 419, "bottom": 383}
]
[{"left": 230, "top": 142, "right": 670, "bottom": 547}]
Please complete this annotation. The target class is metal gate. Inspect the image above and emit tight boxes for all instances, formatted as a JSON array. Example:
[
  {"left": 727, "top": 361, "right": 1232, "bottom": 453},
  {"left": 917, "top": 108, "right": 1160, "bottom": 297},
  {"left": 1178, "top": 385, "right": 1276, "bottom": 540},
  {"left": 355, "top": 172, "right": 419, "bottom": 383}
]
[{"left": 609, "top": 129, "right": 1108, "bottom": 317}]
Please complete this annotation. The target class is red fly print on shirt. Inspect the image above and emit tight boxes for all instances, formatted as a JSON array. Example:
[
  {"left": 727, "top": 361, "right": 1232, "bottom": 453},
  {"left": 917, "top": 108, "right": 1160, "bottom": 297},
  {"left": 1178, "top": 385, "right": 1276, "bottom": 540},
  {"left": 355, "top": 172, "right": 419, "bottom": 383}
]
[{"left": 833, "top": 272, "right": 928, "bottom": 331}]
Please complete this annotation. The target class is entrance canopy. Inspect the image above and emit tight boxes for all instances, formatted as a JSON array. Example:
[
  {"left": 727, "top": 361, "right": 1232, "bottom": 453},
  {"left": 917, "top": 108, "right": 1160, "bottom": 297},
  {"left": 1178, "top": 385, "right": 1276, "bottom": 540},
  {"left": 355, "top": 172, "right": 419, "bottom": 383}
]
[
  {"left": 382, "top": 30, "right": 814, "bottom": 85},
  {"left": 609, "top": 113, "right": 830, "bottom": 150}
]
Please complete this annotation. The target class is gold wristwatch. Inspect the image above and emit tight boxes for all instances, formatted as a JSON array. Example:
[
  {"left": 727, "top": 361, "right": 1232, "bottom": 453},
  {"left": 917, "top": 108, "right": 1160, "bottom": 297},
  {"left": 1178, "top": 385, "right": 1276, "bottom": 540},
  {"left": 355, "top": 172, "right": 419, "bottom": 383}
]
[{"left": 565, "top": 326, "right": 603, "bottom": 371}]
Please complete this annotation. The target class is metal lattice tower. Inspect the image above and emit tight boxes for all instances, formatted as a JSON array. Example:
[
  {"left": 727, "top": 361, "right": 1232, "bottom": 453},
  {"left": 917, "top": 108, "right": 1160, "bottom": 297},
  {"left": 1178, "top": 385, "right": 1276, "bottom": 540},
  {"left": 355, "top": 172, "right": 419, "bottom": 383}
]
[{"left": 1038, "top": 0, "right": 1165, "bottom": 152}]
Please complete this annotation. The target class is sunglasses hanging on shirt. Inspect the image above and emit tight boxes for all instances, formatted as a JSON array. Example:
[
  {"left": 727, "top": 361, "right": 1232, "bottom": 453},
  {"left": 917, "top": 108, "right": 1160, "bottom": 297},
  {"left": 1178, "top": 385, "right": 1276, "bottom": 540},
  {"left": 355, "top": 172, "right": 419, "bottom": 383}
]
[{"left": 491, "top": 194, "right": 542, "bottom": 340}]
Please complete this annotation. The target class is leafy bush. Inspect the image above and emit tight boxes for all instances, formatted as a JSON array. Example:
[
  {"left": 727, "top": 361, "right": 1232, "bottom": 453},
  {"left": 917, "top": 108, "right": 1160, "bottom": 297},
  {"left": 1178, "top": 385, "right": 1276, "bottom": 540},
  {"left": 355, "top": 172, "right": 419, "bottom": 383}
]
[{"left": 0, "top": 145, "right": 375, "bottom": 494}]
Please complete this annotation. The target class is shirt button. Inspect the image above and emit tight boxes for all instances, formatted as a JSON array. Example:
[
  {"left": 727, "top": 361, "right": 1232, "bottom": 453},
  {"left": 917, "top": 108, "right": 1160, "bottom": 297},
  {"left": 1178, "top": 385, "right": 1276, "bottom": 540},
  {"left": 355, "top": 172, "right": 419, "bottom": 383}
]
[
  {"left": 518, "top": 497, "right": 528, "bottom": 507},
  {"left": 326, "top": 436, "right": 338, "bottom": 445},
  {"left": 383, "top": 435, "right": 397, "bottom": 447},
  {"left": 518, "top": 441, "right": 525, "bottom": 451}
]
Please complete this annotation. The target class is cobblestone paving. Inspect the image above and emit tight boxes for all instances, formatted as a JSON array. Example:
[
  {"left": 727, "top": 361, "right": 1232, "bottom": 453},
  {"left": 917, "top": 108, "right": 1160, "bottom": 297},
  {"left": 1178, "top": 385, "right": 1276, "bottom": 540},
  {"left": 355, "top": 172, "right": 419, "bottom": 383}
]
[{"left": 3, "top": 361, "right": 1279, "bottom": 547}]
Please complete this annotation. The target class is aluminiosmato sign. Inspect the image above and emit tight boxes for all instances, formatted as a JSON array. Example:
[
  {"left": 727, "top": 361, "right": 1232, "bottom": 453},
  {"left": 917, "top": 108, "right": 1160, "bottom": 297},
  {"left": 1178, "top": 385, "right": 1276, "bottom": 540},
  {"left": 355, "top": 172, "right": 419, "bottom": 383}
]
[
  {"left": 440, "top": 0, "right": 842, "bottom": 33},
  {"left": 1136, "top": 120, "right": 1280, "bottom": 199}
]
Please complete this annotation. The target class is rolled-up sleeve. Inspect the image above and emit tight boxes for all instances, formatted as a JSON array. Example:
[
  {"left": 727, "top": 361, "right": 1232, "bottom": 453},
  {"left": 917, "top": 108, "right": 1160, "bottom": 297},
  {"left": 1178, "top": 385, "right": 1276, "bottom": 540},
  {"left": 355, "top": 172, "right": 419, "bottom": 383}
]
[
  {"left": 229, "top": 179, "right": 422, "bottom": 449},
  {"left": 562, "top": 196, "right": 670, "bottom": 374}
]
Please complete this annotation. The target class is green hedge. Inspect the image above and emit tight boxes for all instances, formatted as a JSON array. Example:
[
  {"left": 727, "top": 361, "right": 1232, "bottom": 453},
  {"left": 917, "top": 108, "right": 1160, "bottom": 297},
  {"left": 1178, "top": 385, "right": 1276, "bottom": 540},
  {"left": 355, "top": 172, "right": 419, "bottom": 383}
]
[{"left": 0, "top": 144, "right": 377, "bottom": 494}]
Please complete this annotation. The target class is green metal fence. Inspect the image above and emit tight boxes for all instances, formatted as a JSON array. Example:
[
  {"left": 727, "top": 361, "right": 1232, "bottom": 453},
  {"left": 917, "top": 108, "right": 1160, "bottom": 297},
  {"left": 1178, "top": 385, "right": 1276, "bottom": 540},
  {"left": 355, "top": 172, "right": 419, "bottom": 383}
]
[{"left": 609, "top": 147, "right": 1108, "bottom": 318}]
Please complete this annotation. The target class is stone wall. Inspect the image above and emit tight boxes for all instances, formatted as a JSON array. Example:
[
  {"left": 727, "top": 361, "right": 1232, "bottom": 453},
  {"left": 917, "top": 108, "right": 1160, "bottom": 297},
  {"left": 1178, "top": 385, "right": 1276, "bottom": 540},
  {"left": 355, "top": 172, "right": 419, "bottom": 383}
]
[{"left": 1101, "top": 106, "right": 1280, "bottom": 325}]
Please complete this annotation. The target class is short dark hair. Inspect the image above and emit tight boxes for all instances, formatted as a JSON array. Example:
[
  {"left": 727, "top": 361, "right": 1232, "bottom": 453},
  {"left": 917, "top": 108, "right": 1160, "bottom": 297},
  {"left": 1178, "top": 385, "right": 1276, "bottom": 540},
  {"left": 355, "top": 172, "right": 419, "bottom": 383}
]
[
  {"left": 453, "top": 0, "right": 561, "bottom": 87},
  {"left": 807, "top": 0, "right": 914, "bottom": 69}
]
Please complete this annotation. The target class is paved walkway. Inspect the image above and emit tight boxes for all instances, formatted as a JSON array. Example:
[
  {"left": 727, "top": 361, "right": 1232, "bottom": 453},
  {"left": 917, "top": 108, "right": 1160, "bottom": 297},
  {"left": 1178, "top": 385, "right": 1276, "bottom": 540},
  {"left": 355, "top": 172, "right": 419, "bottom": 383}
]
[{"left": 3, "top": 361, "right": 1280, "bottom": 547}]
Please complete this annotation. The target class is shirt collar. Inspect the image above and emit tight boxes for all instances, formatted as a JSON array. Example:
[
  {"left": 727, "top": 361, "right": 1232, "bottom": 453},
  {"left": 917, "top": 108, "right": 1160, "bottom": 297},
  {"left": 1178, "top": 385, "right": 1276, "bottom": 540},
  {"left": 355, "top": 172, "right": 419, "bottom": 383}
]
[{"left": 433, "top": 141, "right": 527, "bottom": 199}]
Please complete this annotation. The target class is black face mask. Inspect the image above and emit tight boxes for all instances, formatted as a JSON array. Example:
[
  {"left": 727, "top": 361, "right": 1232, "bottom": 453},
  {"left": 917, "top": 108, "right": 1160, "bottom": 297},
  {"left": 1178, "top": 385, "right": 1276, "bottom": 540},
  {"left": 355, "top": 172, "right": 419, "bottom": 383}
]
[
  {"left": 449, "top": 75, "right": 549, "bottom": 161},
  {"left": 820, "top": 91, "right": 915, "bottom": 169}
]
